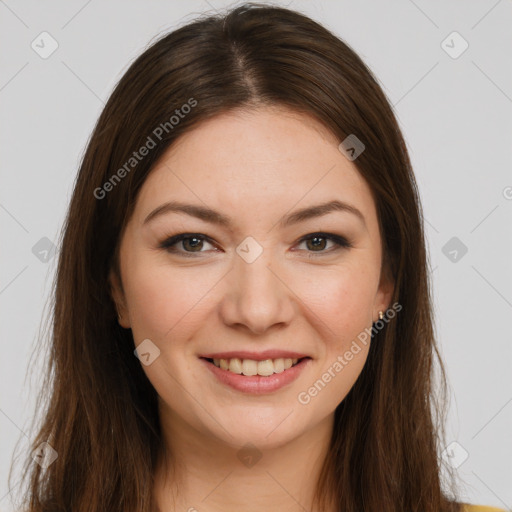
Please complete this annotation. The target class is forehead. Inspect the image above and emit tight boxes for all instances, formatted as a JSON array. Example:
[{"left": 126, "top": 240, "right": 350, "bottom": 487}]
[{"left": 133, "top": 107, "right": 378, "bottom": 232}]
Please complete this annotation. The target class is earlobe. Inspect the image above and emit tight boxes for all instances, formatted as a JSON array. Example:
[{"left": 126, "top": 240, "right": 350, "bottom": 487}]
[
  {"left": 375, "top": 262, "right": 396, "bottom": 321},
  {"left": 108, "top": 268, "right": 131, "bottom": 329}
]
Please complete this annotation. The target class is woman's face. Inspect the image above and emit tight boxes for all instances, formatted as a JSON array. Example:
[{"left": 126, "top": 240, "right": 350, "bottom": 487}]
[{"left": 110, "top": 106, "right": 393, "bottom": 449}]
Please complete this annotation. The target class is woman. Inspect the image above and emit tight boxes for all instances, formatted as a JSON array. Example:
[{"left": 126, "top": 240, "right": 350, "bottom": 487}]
[{"left": 11, "top": 3, "right": 506, "bottom": 512}]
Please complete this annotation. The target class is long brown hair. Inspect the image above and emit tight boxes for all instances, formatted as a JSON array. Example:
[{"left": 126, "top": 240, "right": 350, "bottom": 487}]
[{"left": 10, "top": 3, "right": 463, "bottom": 511}]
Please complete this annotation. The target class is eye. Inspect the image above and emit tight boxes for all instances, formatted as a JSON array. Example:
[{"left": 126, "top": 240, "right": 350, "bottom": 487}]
[
  {"left": 159, "top": 233, "right": 217, "bottom": 257},
  {"left": 159, "top": 231, "right": 352, "bottom": 258},
  {"left": 293, "top": 232, "right": 352, "bottom": 257}
]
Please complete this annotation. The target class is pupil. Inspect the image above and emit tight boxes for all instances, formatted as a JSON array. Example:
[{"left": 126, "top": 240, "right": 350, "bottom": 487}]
[
  {"left": 308, "top": 237, "right": 326, "bottom": 251},
  {"left": 185, "top": 237, "right": 202, "bottom": 251}
]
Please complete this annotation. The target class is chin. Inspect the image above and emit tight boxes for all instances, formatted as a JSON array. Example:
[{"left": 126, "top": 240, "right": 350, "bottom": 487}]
[{"left": 201, "top": 406, "right": 305, "bottom": 451}]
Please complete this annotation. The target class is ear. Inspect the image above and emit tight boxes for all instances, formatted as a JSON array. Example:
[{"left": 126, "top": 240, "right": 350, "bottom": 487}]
[
  {"left": 108, "top": 267, "right": 131, "bottom": 329},
  {"left": 374, "top": 259, "right": 395, "bottom": 322}
]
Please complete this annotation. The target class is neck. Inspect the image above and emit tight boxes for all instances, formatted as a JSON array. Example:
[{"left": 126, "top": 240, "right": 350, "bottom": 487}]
[{"left": 153, "top": 405, "right": 336, "bottom": 512}]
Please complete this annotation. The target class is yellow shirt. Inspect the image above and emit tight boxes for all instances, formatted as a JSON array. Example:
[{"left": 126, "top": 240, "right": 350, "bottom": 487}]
[{"left": 462, "top": 504, "right": 507, "bottom": 512}]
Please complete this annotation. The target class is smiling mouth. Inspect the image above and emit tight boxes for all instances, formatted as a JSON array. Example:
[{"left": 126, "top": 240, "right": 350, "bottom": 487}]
[{"left": 202, "top": 356, "right": 310, "bottom": 377}]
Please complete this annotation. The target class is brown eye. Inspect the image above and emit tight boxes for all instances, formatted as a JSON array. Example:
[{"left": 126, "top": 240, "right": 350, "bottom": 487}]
[
  {"left": 181, "top": 236, "right": 204, "bottom": 252},
  {"left": 295, "top": 232, "right": 352, "bottom": 256},
  {"left": 305, "top": 236, "right": 328, "bottom": 251},
  {"left": 159, "top": 233, "right": 217, "bottom": 257}
]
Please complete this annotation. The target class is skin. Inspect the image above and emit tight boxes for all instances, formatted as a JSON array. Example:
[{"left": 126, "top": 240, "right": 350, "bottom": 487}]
[{"left": 109, "top": 106, "right": 394, "bottom": 512}]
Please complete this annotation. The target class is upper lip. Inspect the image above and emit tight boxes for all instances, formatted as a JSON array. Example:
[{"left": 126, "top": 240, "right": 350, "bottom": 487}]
[{"left": 200, "top": 350, "right": 311, "bottom": 361}]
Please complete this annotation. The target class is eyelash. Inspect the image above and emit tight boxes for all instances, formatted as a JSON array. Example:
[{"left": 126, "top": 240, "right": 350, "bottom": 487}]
[{"left": 158, "top": 232, "right": 352, "bottom": 258}]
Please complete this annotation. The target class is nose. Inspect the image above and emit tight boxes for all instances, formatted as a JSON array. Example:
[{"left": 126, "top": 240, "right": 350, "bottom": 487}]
[{"left": 219, "top": 248, "right": 295, "bottom": 335}]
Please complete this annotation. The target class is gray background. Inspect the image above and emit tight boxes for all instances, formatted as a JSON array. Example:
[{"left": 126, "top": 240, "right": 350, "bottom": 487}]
[{"left": 1, "top": 0, "right": 511, "bottom": 510}]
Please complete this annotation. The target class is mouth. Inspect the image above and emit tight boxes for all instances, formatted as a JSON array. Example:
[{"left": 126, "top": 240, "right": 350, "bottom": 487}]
[
  {"left": 199, "top": 355, "right": 312, "bottom": 394},
  {"left": 200, "top": 356, "right": 311, "bottom": 377}
]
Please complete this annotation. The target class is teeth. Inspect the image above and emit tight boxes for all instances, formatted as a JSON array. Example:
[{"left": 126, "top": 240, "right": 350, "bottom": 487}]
[
  {"left": 211, "top": 357, "right": 302, "bottom": 376},
  {"left": 229, "top": 358, "right": 243, "bottom": 374},
  {"left": 242, "top": 359, "right": 258, "bottom": 376}
]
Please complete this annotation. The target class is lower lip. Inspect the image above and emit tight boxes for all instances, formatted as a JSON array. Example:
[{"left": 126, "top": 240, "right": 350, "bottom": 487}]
[{"left": 200, "top": 357, "right": 311, "bottom": 394}]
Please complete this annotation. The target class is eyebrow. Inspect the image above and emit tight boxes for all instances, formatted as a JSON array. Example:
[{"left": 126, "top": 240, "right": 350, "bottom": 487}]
[{"left": 143, "top": 199, "right": 366, "bottom": 229}]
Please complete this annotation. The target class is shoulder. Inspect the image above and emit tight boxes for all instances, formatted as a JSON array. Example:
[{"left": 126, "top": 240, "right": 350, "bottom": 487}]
[{"left": 461, "top": 504, "right": 508, "bottom": 512}]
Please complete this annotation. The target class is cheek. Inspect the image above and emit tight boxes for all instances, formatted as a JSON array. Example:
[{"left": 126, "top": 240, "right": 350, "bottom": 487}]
[
  {"left": 294, "top": 269, "right": 374, "bottom": 411},
  {"left": 295, "top": 262, "right": 378, "bottom": 343},
  {"left": 121, "top": 254, "right": 216, "bottom": 343},
  {"left": 316, "top": 343, "right": 370, "bottom": 412}
]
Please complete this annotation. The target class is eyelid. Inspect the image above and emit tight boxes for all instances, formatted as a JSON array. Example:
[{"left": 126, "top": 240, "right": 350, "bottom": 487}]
[
  {"left": 158, "top": 233, "right": 218, "bottom": 256},
  {"left": 158, "top": 231, "right": 352, "bottom": 257},
  {"left": 293, "top": 232, "right": 352, "bottom": 256}
]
